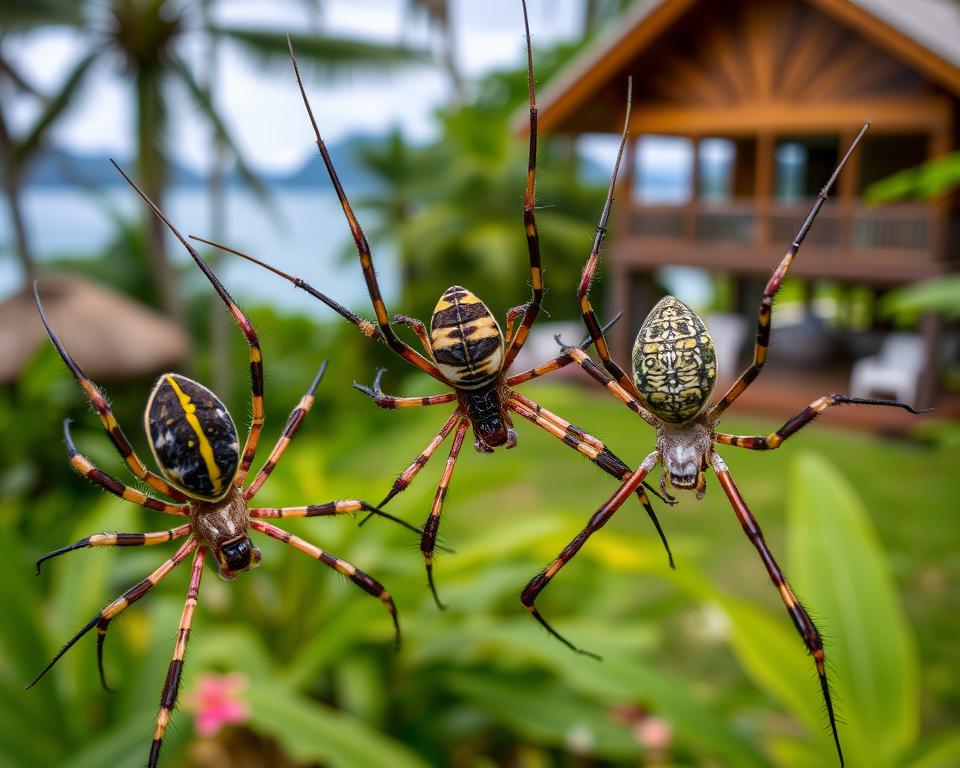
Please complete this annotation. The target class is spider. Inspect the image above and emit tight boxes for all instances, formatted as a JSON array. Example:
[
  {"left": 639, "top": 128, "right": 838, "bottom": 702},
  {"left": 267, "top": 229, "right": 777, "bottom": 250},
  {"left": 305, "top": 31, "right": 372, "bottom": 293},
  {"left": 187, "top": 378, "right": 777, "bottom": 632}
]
[
  {"left": 27, "top": 162, "right": 422, "bottom": 768},
  {"left": 194, "top": 9, "right": 676, "bottom": 611},
  {"left": 519, "top": 120, "right": 928, "bottom": 765}
]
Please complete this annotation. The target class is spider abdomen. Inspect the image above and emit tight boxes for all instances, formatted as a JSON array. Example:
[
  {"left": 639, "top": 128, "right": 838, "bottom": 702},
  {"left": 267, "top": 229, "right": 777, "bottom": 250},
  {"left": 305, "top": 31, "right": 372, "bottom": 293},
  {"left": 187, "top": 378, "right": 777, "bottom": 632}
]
[
  {"left": 430, "top": 286, "right": 504, "bottom": 390},
  {"left": 632, "top": 296, "right": 717, "bottom": 424},
  {"left": 144, "top": 373, "right": 240, "bottom": 500}
]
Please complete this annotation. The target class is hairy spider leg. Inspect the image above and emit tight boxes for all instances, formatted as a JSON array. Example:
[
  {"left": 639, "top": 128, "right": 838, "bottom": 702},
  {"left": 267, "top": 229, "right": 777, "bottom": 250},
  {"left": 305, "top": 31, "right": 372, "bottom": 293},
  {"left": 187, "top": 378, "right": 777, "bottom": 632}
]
[
  {"left": 111, "top": 160, "right": 266, "bottom": 486},
  {"left": 149, "top": 546, "right": 206, "bottom": 768},
  {"left": 60, "top": 419, "right": 188, "bottom": 516},
  {"left": 716, "top": 394, "right": 928, "bottom": 450},
  {"left": 244, "top": 362, "right": 327, "bottom": 500},
  {"left": 574, "top": 78, "right": 642, "bottom": 398},
  {"left": 421, "top": 419, "right": 470, "bottom": 609},
  {"left": 521, "top": 450, "right": 660, "bottom": 657},
  {"left": 710, "top": 124, "right": 869, "bottom": 419},
  {"left": 354, "top": 368, "right": 458, "bottom": 410},
  {"left": 711, "top": 453, "right": 843, "bottom": 764},
  {"left": 36, "top": 523, "right": 192, "bottom": 575},
  {"left": 502, "top": 0, "right": 543, "bottom": 369},
  {"left": 286, "top": 37, "right": 445, "bottom": 385},
  {"left": 33, "top": 287, "right": 188, "bottom": 501},
  {"left": 251, "top": 520, "right": 400, "bottom": 646},
  {"left": 507, "top": 393, "right": 673, "bottom": 567},
  {"left": 28, "top": 538, "right": 198, "bottom": 692}
]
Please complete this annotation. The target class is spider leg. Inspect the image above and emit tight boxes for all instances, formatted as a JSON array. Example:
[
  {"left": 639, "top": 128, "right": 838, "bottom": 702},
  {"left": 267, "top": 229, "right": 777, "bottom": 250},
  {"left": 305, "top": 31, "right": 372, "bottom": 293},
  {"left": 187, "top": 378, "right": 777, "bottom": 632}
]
[
  {"left": 507, "top": 394, "right": 674, "bottom": 567},
  {"left": 562, "top": 344, "right": 659, "bottom": 427},
  {"left": 250, "top": 500, "right": 434, "bottom": 543},
  {"left": 33, "top": 287, "right": 187, "bottom": 502},
  {"left": 111, "top": 161, "right": 266, "bottom": 486},
  {"left": 35, "top": 523, "right": 193, "bottom": 574},
  {"left": 354, "top": 368, "right": 457, "bottom": 410},
  {"left": 62, "top": 420, "right": 188, "bottom": 516},
  {"left": 251, "top": 520, "right": 400, "bottom": 646},
  {"left": 421, "top": 418, "right": 469, "bottom": 610},
  {"left": 711, "top": 452, "right": 843, "bottom": 765},
  {"left": 149, "top": 546, "right": 206, "bottom": 768},
  {"left": 286, "top": 39, "right": 445, "bottom": 385},
  {"left": 27, "top": 538, "right": 197, "bottom": 692},
  {"left": 521, "top": 450, "right": 659, "bottom": 658},
  {"left": 391, "top": 314, "right": 434, "bottom": 356},
  {"left": 190, "top": 235, "right": 383, "bottom": 341},
  {"left": 502, "top": 0, "right": 543, "bottom": 370},
  {"left": 710, "top": 125, "right": 869, "bottom": 419},
  {"left": 505, "top": 312, "right": 624, "bottom": 386},
  {"left": 245, "top": 363, "right": 327, "bottom": 501},
  {"left": 355, "top": 410, "right": 462, "bottom": 531},
  {"left": 716, "top": 393, "right": 928, "bottom": 450},
  {"left": 575, "top": 79, "right": 642, "bottom": 398}
]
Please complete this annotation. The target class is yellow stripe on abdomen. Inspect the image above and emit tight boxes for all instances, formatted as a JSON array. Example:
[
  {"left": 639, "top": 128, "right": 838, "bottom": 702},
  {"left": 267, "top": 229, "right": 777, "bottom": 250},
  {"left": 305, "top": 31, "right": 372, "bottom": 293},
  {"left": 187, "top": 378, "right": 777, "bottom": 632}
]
[{"left": 165, "top": 375, "right": 224, "bottom": 495}]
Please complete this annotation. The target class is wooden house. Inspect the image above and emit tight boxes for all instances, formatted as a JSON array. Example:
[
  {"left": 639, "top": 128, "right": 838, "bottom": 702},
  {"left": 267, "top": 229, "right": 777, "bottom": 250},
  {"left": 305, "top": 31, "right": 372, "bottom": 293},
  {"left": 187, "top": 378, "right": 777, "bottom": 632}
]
[{"left": 535, "top": 0, "right": 958, "bottom": 410}]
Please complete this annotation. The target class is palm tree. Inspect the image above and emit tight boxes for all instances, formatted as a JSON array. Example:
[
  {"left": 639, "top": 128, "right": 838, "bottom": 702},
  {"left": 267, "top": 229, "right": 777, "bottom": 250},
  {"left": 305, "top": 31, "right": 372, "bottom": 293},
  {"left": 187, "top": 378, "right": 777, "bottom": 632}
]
[
  {"left": 1, "top": 0, "right": 431, "bottom": 328},
  {"left": 0, "top": 0, "right": 85, "bottom": 284}
]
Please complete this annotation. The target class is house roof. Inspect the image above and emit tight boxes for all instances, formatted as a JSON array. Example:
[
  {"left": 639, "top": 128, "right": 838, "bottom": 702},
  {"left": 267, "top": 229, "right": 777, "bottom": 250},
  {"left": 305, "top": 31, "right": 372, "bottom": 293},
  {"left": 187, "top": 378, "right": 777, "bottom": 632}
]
[{"left": 532, "top": 0, "right": 960, "bottom": 135}]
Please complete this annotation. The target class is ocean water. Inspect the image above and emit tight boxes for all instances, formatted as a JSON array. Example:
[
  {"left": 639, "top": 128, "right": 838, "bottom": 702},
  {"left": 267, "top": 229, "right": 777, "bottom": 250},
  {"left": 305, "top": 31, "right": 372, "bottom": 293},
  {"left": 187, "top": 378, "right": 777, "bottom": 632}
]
[{"left": 0, "top": 187, "right": 400, "bottom": 317}]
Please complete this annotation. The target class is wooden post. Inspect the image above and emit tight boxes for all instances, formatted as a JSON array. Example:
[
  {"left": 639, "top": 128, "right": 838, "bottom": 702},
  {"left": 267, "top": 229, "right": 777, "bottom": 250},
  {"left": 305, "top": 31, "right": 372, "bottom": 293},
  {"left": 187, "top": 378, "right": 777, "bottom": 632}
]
[
  {"left": 838, "top": 127, "right": 861, "bottom": 252},
  {"left": 686, "top": 135, "right": 700, "bottom": 241},
  {"left": 917, "top": 312, "right": 942, "bottom": 409},
  {"left": 755, "top": 132, "right": 774, "bottom": 254},
  {"left": 610, "top": 136, "right": 637, "bottom": 360}
]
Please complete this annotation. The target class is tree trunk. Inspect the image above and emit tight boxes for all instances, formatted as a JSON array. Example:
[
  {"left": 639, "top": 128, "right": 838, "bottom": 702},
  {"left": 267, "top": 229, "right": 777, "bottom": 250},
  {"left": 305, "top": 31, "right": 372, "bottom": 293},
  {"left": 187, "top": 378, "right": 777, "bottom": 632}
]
[
  {"left": 203, "top": 2, "right": 232, "bottom": 401},
  {"left": 135, "top": 67, "right": 185, "bottom": 328},
  {"left": 0, "top": 106, "right": 36, "bottom": 286}
]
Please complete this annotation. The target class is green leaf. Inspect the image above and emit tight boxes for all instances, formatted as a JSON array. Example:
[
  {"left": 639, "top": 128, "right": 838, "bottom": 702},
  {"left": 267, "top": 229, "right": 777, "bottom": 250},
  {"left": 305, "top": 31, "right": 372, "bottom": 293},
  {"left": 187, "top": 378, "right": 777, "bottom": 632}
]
[
  {"left": 216, "top": 28, "right": 431, "bottom": 80},
  {"left": 448, "top": 671, "right": 642, "bottom": 759},
  {"left": 247, "top": 682, "right": 430, "bottom": 768},
  {"left": 880, "top": 275, "right": 960, "bottom": 322},
  {"left": 787, "top": 453, "right": 919, "bottom": 767},
  {"left": 905, "top": 731, "right": 960, "bottom": 768}
]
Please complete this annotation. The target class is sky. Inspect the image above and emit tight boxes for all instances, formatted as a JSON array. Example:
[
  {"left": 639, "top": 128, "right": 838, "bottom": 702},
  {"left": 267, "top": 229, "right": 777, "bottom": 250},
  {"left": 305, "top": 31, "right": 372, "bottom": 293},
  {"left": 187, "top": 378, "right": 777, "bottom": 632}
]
[{"left": 6, "top": 0, "right": 589, "bottom": 175}]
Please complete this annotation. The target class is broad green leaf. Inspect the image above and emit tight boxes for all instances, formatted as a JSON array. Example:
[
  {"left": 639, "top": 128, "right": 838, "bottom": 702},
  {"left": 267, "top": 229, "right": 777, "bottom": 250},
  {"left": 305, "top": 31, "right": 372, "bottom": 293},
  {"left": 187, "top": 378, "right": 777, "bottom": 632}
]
[
  {"left": 788, "top": 453, "right": 919, "bottom": 767},
  {"left": 247, "top": 682, "right": 430, "bottom": 768},
  {"left": 448, "top": 671, "right": 642, "bottom": 759},
  {"left": 905, "top": 731, "right": 960, "bottom": 768}
]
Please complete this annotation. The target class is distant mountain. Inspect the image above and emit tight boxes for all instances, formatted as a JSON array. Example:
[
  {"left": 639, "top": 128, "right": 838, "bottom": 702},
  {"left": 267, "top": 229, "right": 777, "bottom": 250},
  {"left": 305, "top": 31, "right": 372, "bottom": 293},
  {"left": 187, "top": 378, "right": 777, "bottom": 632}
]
[
  {"left": 22, "top": 136, "right": 383, "bottom": 191},
  {"left": 24, "top": 147, "right": 206, "bottom": 188}
]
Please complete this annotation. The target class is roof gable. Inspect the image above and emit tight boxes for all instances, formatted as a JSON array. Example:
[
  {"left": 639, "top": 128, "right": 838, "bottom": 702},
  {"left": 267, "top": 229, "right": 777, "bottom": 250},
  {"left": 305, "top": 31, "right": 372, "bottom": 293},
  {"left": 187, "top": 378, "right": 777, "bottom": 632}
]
[{"left": 538, "top": 0, "right": 960, "bottom": 135}]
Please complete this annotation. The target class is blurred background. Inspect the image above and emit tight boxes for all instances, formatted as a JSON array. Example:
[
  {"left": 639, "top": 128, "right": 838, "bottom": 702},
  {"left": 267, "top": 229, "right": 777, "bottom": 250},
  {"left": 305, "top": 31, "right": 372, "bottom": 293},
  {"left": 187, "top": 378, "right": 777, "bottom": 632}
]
[{"left": 1, "top": 0, "right": 958, "bottom": 766}]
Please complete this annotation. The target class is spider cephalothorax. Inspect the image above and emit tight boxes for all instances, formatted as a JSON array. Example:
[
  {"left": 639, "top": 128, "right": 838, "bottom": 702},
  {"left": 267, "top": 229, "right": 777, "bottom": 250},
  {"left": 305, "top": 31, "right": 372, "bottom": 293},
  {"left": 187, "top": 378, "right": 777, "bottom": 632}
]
[
  {"left": 29, "top": 164, "right": 415, "bottom": 768},
  {"left": 519, "top": 122, "right": 928, "bottom": 766},
  {"left": 193, "top": 8, "right": 675, "bottom": 610}
]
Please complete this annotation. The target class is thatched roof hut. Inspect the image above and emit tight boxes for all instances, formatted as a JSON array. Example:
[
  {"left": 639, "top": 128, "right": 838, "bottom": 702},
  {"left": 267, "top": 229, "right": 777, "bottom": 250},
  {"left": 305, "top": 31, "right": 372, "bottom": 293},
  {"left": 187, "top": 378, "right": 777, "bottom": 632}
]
[{"left": 0, "top": 274, "right": 188, "bottom": 383}]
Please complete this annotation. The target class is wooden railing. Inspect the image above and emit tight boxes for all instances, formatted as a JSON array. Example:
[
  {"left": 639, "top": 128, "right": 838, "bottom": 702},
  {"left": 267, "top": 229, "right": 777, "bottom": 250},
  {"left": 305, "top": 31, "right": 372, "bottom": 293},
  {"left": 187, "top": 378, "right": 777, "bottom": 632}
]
[{"left": 629, "top": 200, "right": 933, "bottom": 253}]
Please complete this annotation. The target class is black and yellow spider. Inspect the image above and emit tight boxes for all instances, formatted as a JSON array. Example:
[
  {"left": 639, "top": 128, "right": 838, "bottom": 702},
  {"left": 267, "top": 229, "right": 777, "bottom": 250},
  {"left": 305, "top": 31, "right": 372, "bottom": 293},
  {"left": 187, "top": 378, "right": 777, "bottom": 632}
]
[
  {"left": 519, "top": 121, "right": 927, "bottom": 765},
  {"left": 28, "top": 163, "right": 420, "bottom": 768},
  {"left": 195, "top": 7, "right": 674, "bottom": 611}
]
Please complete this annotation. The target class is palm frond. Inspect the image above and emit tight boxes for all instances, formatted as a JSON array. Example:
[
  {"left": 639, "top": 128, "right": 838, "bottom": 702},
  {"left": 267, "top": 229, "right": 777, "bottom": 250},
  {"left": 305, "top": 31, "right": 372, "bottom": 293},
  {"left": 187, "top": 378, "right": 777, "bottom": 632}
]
[
  {"left": 214, "top": 27, "right": 432, "bottom": 82},
  {"left": 0, "top": 0, "right": 83, "bottom": 30},
  {"left": 9, "top": 50, "right": 99, "bottom": 170},
  {"left": 171, "top": 55, "right": 271, "bottom": 207}
]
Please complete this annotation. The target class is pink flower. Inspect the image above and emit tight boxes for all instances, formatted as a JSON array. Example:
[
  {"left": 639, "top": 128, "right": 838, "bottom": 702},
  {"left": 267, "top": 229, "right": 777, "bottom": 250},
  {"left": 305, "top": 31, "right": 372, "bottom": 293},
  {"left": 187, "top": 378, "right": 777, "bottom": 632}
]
[{"left": 184, "top": 672, "right": 251, "bottom": 736}]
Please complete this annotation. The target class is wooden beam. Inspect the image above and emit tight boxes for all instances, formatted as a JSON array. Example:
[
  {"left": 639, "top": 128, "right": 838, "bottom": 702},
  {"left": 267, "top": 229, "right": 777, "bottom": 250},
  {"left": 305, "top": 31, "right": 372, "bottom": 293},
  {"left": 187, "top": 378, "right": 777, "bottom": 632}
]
[
  {"left": 809, "top": 0, "right": 960, "bottom": 95},
  {"left": 628, "top": 97, "right": 952, "bottom": 134},
  {"left": 538, "top": 0, "right": 699, "bottom": 134}
]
